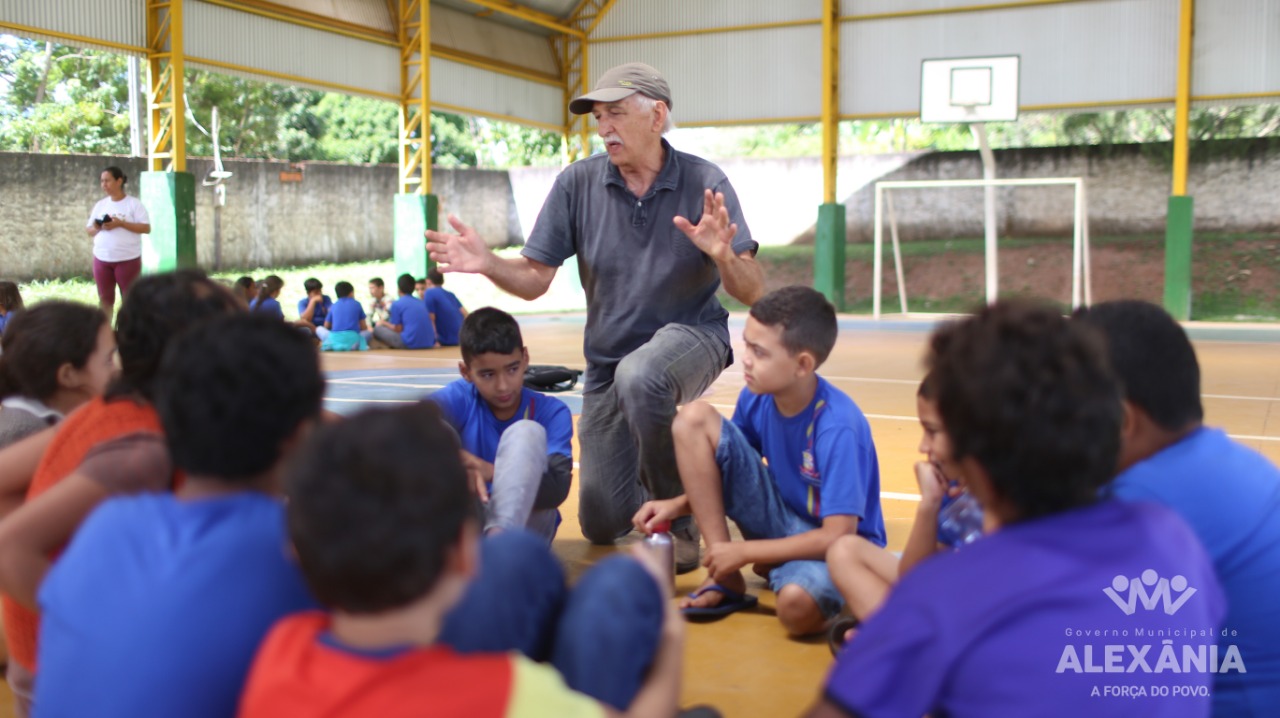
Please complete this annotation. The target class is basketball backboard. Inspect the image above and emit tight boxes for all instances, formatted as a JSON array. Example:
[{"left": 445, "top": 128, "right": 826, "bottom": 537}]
[{"left": 920, "top": 55, "right": 1020, "bottom": 123}]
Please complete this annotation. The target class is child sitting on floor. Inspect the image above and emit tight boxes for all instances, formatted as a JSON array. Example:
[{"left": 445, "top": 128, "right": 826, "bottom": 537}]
[
  {"left": 634, "top": 285, "right": 885, "bottom": 636},
  {"left": 0, "top": 302, "right": 115, "bottom": 451},
  {"left": 427, "top": 307, "right": 572, "bottom": 540},
  {"left": 371, "top": 274, "right": 436, "bottom": 350},
  {"left": 0, "top": 270, "right": 242, "bottom": 717},
  {"left": 250, "top": 276, "right": 285, "bottom": 321},
  {"left": 239, "top": 402, "right": 685, "bottom": 718},
  {"left": 366, "top": 277, "right": 390, "bottom": 328},
  {"left": 297, "top": 278, "right": 333, "bottom": 341},
  {"left": 321, "top": 281, "right": 370, "bottom": 352},
  {"left": 233, "top": 276, "right": 257, "bottom": 306},
  {"left": 34, "top": 315, "right": 323, "bottom": 718},
  {"left": 0, "top": 281, "right": 24, "bottom": 345},
  {"left": 806, "top": 300, "right": 1224, "bottom": 718},
  {"left": 824, "top": 371, "right": 983, "bottom": 652},
  {"left": 423, "top": 269, "right": 467, "bottom": 347}
]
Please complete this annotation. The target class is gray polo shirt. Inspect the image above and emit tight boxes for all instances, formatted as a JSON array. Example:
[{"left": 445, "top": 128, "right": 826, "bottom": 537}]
[{"left": 522, "top": 140, "right": 758, "bottom": 392}]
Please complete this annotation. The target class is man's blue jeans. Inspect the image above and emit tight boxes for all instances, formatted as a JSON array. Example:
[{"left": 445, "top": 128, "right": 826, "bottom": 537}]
[
  {"left": 439, "top": 531, "right": 665, "bottom": 710},
  {"left": 576, "top": 323, "right": 730, "bottom": 544}
]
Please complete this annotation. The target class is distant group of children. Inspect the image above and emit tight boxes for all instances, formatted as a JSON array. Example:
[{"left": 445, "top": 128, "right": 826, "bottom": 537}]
[
  {"left": 231, "top": 270, "right": 466, "bottom": 353},
  {"left": 0, "top": 268, "right": 1275, "bottom": 717}
]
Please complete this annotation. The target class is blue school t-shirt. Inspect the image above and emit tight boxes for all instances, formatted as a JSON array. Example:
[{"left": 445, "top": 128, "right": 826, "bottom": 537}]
[
  {"left": 1109, "top": 426, "right": 1280, "bottom": 716},
  {"left": 429, "top": 379, "right": 572, "bottom": 463},
  {"left": 824, "top": 501, "right": 1225, "bottom": 718},
  {"left": 390, "top": 295, "right": 436, "bottom": 349},
  {"left": 0, "top": 311, "right": 11, "bottom": 336},
  {"left": 297, "top": 295, "right": 333, "bottom": 327},
  {"left": 327, "top": 296, "right": 366, "bottom": 332},
  {"left": 424, "top": 287, "right": 465, "bottom": 346},
  {"left": 35, "top": 492, "right": 318, "bottom": 718},
  {"left": 250, "top": 296, "right": 284, "bottom": 321},
  {"left": 731, "top": 376, "right": 885, "bottom": 545}
]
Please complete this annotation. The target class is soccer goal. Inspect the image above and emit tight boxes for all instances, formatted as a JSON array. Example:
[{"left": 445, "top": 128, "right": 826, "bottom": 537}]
[{"left": 871, "top": 177, "right": 1093, "bottom": 318}]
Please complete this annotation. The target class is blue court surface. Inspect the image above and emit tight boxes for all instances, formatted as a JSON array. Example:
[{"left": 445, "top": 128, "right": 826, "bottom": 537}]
[{"left": 324, "top": 368, "right": 585, "bottom": 416}]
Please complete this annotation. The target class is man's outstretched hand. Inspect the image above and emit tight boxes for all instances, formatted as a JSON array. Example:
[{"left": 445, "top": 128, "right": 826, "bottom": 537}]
[
  {"left": 673, "top": 189, "right": 738, "bottom": 263},
  {"left": 426, "top": 214, "right": 493, "bottom": 275}
]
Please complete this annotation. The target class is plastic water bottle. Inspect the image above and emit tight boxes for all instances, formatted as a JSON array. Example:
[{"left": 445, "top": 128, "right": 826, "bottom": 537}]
[
  {"left": 644, "top": 521, "right": 675, "bottom": 595},
  {"left": 936, "top": 492, "right": 984, "bottom": 547}
]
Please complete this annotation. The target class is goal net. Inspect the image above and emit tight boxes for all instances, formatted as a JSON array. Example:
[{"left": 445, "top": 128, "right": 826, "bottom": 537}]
[{"left": 872, "top": 177, "right": 1093, "bottom": 318}]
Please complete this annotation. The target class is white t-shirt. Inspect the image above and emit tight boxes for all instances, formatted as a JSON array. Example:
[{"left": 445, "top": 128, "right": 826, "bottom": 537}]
[{"left": 87, "top": 195, "right": 150, "bottom": 262}]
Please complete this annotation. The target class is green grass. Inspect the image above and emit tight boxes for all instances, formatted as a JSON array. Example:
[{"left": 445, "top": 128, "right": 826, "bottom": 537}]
[{"left": 17, "top": 249, "right": 588, "bottom": 320}]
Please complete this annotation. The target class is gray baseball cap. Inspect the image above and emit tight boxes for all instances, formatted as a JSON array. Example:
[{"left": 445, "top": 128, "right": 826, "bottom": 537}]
[{"left": 568, "top": 62, "right": 672, "bottom": 115}]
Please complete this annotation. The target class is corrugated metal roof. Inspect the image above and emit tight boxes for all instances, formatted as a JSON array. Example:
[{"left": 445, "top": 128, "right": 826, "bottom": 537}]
[
  {"left": 238, "top": 0, "right": 395, "bottom": 34},
  {"left": 432, "top": 5, "right": 558, "bottom": 77},
  {"left": 1195, "top": 0, "right": 1280, "bottom": 98},
  {"left": 186, "top": 0, "right": 400, "bottom": 98},
  {"left": 433, "top": 57, "right": 564, "bottom": 128},
  {"left": 593, "top": 0, "right": 821, "bottom": 39},
  {"left": 3, "top": 0, "right": 145, "bottom": 53},
  {"left": 591, "top": 24, "right": 823, "bottom": 126}
]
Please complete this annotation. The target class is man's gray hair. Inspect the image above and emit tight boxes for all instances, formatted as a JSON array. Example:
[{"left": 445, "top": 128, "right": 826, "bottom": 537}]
[{"left": 631, "top": 93, "right": 675, "bottom": 135}]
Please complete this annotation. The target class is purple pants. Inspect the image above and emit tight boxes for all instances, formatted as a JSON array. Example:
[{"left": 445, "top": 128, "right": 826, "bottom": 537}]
[{"left": 92, "top": 256, "right": 142, "bottom": 306}]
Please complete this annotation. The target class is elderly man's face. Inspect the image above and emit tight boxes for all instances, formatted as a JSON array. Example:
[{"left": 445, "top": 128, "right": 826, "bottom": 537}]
[{"left": 592, "top": 95, "right": 663, "bottom": 170}]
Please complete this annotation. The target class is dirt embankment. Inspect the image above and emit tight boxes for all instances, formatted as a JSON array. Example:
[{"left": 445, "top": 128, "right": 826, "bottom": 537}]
[{"left": 756, "top": 237, "right": 1280, "bottom": 317}]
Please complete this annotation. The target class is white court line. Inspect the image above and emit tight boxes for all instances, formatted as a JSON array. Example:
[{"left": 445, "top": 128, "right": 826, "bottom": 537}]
[
  {"left": 328, "top": 380, "right": 447, "bottom": 390},
  {"left": 324, "top": 398, "right": 417, "bottom": 404},
  {"left": 882, "top": 491, "right": 922, "bottom": 501},
  {"left": 1203, "top": 393, "right": 1280, "bottom": 402},
  {"left": 330, "top": 373, "right": 452, "bottom": 381},
  {"left": 1231, "top": 434, "right": 1280, "bottom": 443}
]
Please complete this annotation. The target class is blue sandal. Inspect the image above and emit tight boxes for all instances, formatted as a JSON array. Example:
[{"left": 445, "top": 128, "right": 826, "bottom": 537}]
[{"left": 681, "top": 583, "right": 759, "bottom": 621}]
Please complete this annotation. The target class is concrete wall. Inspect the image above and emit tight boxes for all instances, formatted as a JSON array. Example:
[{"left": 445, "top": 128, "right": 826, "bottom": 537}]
[
  {"left": 830, "top": 140, "right": 1280, "bottom": 243},
  {"left": 0, "top": 152, "right": 521, "bottom": 280},
  {"left": 3, "top": 141, "right": 1276, "bottom": 279}
]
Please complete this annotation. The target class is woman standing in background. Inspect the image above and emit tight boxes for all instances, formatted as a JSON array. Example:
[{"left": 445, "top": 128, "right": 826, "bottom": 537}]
[{"left": 85, "top": 167, "right": 150, "bottom": 315}]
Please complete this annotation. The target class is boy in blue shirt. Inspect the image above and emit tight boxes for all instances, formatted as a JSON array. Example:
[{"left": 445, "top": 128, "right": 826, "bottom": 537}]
[
  {"left": 34, "top": 314, "right": 323, "bottom": 718},
  {"left": 321, "top": 281, "right": 370, "bottom": 351},
  {"left": 1078, "top": 300, "right": 1280, "bottom": 716},
  {"left": 297, "top": 277, "right": 333, "bottom": 341},
  {"left": 424, "top": 269, "right": 468, "bottom": 346},
  {"left": 635, "top": 286, "right": 884, "bottom": 636},
  {"left": 372, "top": 273, "right": 436, "bottom": 349},
  {"left": 428, "top": 307, "right": 572, "bottom": 539}
]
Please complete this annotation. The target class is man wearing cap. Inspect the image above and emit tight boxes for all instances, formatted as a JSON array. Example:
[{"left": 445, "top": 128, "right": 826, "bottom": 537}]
[{"left": 426, "top": 62, "right": 763, "bottom": 567}]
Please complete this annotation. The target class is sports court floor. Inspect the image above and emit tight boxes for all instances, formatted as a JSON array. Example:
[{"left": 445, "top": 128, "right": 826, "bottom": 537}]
[
  {"left": 318, "top": 311, "right": 1280, "bottom": 716},
  {"left": 6, "top": 311, "right": 1279, "bottom": 717}
]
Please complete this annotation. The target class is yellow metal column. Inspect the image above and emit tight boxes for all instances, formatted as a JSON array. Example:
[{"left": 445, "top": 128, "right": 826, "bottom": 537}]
[
  {"left": 815, "top": 0, "right": 845, "bottom": 310},
  {"left": 821, "top": 0, "right": 838, "bottom": 205},
  {"left": 562, "top": 0, "right": 617, "bottom": 162},
  {"left": 398, "top": 0, "right": 430, "bottom": 195},
  {"left": 142, "top": 0, "right": 195, "bottom": 272},
  {"left": 394, "top": 0, "right": 436, "bottom": 279},
  {"left": 1164, "top": 0, "right": 1195, "bottom": 319},
  {"left": 146, "top": 0, "right": 185, "bottom": 172}
]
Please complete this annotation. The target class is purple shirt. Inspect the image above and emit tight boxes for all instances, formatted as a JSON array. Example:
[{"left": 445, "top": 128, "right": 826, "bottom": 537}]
[{"left": 824, "top": 500, "right": 1225, "bottom": 718}]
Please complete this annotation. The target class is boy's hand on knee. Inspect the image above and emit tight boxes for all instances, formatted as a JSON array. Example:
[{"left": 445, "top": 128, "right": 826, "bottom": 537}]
[{"left": 631, "top": 497, "right": 690, "bottom": 535}]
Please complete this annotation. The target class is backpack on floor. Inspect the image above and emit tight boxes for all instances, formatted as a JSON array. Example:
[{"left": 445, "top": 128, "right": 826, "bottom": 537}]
[{"left": 523, "top": 365, "right": 580, "bottom": 393}]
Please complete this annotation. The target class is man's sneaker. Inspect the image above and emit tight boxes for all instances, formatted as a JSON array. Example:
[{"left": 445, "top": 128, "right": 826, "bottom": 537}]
[{"left": 672, "top": 522, "right": 701, "bottom": 574}]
